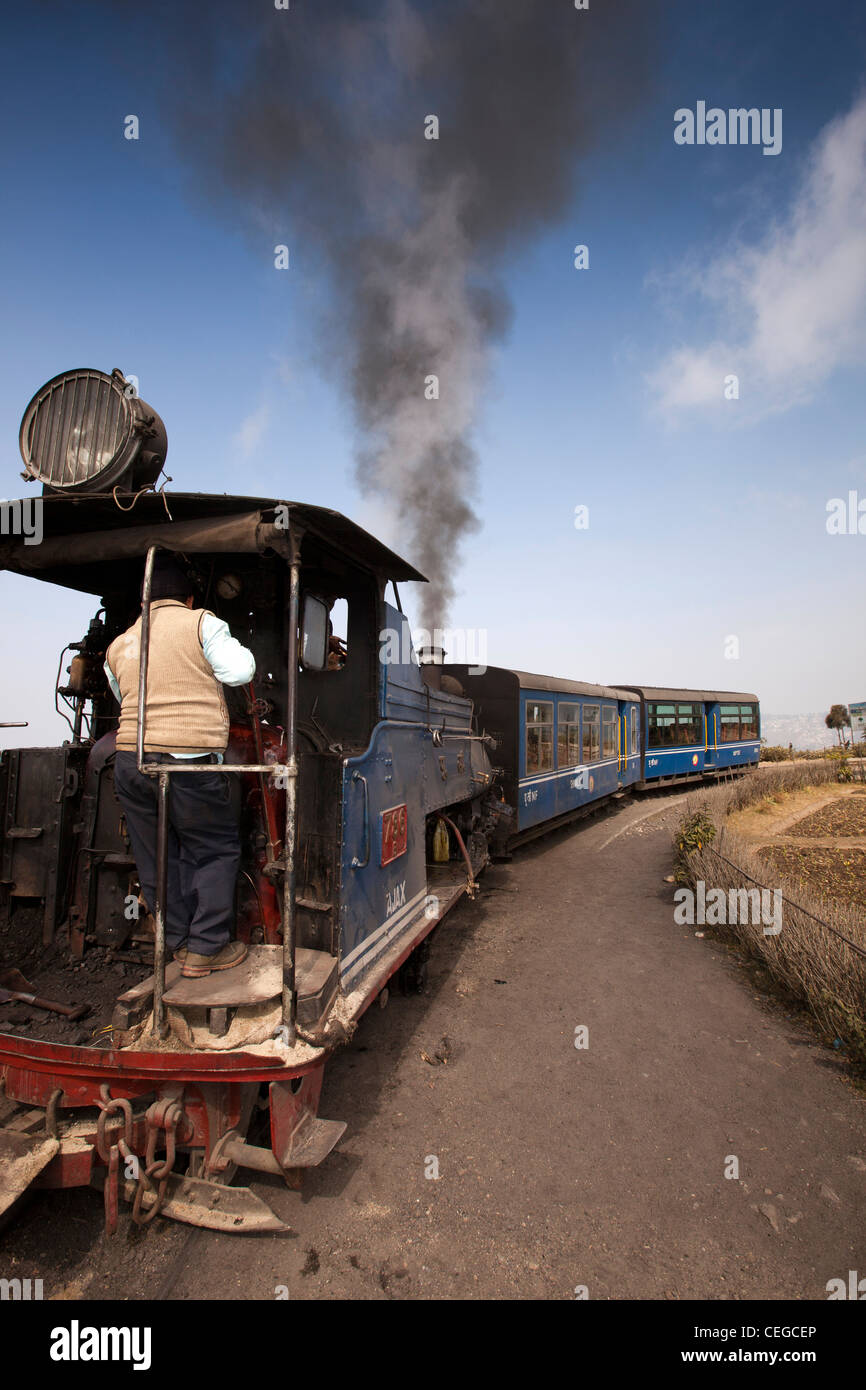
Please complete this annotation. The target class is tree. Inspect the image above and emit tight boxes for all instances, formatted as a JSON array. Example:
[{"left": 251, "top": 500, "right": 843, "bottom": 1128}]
[{"left": 825, "top": 704, "right": 849, "bottom": 748}]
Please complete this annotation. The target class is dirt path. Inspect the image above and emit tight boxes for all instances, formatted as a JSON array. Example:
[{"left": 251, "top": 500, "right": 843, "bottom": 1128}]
[
  {"left": 4, "top": 793, "right": 865, "bottom": 1300},
  {"left": 728, "top": 784, "right": 864, "bottom": 845}
]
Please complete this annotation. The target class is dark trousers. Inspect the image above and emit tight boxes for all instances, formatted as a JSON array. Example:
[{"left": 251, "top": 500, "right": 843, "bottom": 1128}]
[{"left": 113, "top": 750, "right": 240, "bottom": 956}]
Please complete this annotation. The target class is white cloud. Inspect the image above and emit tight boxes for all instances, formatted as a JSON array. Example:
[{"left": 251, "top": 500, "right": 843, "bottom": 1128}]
[
  {"left": 233, "top": 399, "right": 270, "bottom": 459},
  {"left": 648, "top": 92, "right": 866, "bottom": 419}
]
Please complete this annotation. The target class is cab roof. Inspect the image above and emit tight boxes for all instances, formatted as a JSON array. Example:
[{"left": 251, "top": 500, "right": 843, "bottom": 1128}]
[{"left": 0, "top": 492, "right": 426, "bottom": 596}]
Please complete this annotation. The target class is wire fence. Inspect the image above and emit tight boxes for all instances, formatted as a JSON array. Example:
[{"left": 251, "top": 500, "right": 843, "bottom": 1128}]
[{"left": 702, "top": 843, "right": 866, "bottom": 961}]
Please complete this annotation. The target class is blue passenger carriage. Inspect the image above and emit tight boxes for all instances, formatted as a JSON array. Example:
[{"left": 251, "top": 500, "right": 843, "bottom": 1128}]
[
  {"left": 619, "top": 687, "right": 761, "bottom": 786},
  {"left": 443, "top": 667, "right": 642, "bottom": 844}
]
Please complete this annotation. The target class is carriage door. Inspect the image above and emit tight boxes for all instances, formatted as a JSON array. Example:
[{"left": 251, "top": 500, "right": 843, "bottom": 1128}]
[{"left": 705, "top": 701, "right": 718, "bottom": 768}]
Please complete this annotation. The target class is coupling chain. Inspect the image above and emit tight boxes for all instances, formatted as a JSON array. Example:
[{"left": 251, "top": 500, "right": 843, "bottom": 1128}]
[
  {"left": 131, "top": 1096, "right": 184, "bottom": 1226},
  {"left": 95, "top": 1083, "right": 134, "bottom": 1162}
]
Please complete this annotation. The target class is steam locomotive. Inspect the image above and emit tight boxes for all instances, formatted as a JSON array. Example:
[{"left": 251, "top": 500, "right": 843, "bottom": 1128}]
[{"left": 0, "top": 368, "right": 760, "bottom": 1234}]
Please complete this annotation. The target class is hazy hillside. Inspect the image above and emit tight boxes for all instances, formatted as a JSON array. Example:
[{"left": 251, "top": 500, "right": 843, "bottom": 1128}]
[{"left": 761, "top": 713, "right": 839, "bottom": 751}]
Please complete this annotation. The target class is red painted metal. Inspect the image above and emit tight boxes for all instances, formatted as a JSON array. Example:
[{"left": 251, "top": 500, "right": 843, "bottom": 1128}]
[
  {"left": 0, "top": 1034, "right": 331, "bottom": 1210},
  {"left": 0, "top": 1035, "right": 309, "bottom": 1086},
  {"left": 269, "top": 1064, "right": 326, "bottom": 1164},
  {"left": 227, "top": 723, "right": 285, "bottom": 945},
  {"left": 380, "top": 802, "right": 408, "bottom": 866},
  {"left": 35, "top": 1141, "right": 93, "bottom": 1188}
]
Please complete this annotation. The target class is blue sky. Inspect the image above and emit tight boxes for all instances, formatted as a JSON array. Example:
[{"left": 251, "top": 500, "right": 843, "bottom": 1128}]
[{"left": 2, "top": 0, "right": 865, "bottom": 746}]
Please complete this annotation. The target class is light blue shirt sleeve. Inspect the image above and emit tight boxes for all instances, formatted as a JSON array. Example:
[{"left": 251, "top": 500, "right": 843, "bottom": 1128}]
[
  {"left": 200, "top": 613, "right": 256, "bottom": 686},
  {"left": 104, "top": 661, "right": 121, "bottom": 703}
]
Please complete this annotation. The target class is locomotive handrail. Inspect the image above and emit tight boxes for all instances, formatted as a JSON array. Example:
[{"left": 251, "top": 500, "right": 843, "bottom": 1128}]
[
  {"left": 350, "top": 771, "right": 370, "bottom": 868},
  {"left": 345, "top": 716, "right": 492, "bottom": 742},
  {"left": 137, "top": 544, "right": 300, "bottom": 1047}
]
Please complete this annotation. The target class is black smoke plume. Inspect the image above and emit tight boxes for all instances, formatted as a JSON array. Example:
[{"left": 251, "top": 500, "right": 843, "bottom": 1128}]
[{"left": 123, "top": 1, "right": 652, "bottom": 627}]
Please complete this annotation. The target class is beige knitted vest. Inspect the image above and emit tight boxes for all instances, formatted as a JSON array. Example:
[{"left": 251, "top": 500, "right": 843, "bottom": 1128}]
[{"left": 107, "top": 600, "right": 230, "bottom": 753}]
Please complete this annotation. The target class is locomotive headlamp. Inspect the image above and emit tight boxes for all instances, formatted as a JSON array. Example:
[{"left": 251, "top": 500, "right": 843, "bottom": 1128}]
[{"left": 19, "top": 367, "right": 168, "bottom": 494}]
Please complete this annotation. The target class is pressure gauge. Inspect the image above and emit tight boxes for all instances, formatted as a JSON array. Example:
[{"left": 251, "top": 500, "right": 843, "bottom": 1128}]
[{"left": 216, "top": 573, "right": 243, "bottom": 600}]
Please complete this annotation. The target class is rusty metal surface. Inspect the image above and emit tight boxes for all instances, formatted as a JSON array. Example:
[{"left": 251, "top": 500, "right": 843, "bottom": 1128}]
[{"left": 109, "top": 1169, "right": 291, "bottom": 1233}]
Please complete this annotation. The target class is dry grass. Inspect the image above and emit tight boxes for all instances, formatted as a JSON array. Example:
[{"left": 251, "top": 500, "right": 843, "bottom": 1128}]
[{"left": 674, "top": 763, "right": 866, "bottom": 1066}]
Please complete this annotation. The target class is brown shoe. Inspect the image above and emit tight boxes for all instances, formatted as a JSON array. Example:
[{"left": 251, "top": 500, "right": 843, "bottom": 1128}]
[
  {"left": 173, "top": 947, "right": 188, "bottom": 963},
  {"left": 181, "top": 940, "right": 248, "bottom": 978}
]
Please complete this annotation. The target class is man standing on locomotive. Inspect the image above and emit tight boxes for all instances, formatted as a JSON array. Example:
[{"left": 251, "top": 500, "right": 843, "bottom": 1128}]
[{"left": 104, "top": 553, "right": 255, "bottom": 979}]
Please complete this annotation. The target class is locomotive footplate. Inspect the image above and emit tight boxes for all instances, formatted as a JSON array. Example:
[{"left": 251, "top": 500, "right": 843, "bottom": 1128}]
[{"left": 113, "top": 944, "right": 339, "bottom": 1037}]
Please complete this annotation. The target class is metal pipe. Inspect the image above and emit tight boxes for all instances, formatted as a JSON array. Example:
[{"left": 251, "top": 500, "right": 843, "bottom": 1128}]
[
  {"left": 247, "top": 681, "right": 282, "bottom": 868},
  {"left": 140, "top": 762, "right": 285, "bottom": 775},
  {"left": 437, "top": 813, "right": 477, "bottom": 896},
  {"left": 137, "top": 545, "right": 170, "bottom": 1038},
  {"left": 220, "top": 1136, "right": 284, "bottom": 1177},
  {"left": 137, "top": 546, "right": 157, "bottom": 771},
  {"left": 281, "top": 555, "right": 301, "bottom": 1045},
  {"left": 152, "top": 769, "right": 170, "bottom": 1038}
]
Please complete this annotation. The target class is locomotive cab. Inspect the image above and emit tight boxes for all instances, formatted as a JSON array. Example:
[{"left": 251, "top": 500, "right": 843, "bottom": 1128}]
[{"left": 0, "top": 493, "right": 431, "bottom": 1048}]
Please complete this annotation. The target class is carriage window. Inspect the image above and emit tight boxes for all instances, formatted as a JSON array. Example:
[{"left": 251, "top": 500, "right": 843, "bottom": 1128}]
[
  {"left": 630, "top": 705, "right": 638, "bottom": 754},
  {"left": 739, "top": 704, "right": 758, "bottom": 739},
  {"left": 602, "top": 705, "right": 617, "bottom": 759},
  {"left": 525, "top": 700, "right": 554, "bottom": 774},
  {"left": 582, "top": 704, "right": 600, "bottom": 762},
  {"left": 648, "top": 702, "right": 676, "bottom": 748},
  {"left": 720, "top": 703, "right": 740, "bottom": 742},
  {"left": 557, "top": 703, "right": 581, "bottom": 768},
  {"left": 676, "top": 702, "right": 703, "bottom": 746}
]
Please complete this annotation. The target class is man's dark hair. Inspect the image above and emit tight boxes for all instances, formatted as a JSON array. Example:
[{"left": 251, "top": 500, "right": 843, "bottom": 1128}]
[{"left": 145, "top": 553, "right": 194, "bottom": 603}]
